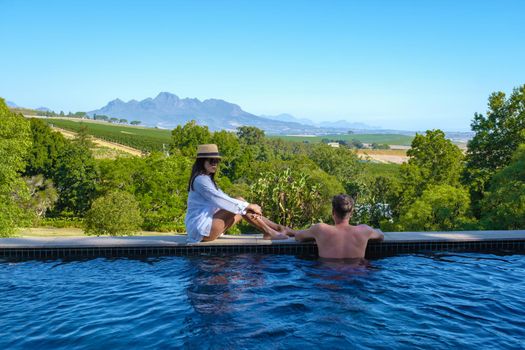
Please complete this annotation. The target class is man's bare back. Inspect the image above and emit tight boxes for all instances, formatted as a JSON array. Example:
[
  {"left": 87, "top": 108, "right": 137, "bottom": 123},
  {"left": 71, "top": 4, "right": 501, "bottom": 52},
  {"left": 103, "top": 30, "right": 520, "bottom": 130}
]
[
  {"left": 283, "top": 194, "right": 384, "bottom": 259},
  {"left": 290, "top": 222, "right": 383, "bottom": 259}
]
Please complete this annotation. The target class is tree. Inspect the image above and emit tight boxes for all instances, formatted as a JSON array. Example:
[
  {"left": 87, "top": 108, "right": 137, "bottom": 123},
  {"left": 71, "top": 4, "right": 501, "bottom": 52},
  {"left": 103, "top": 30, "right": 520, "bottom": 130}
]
[
  {"left": 0, "top": 98, "right": 32, "bottom": 236},
  {"left": 236, "top": 126, "right": 265, "bottom": 145},
  {"left": 133, "top": 154, "right": 192, "bottom": 231},
  {"left": 73, "top": 124, "right": 95, "bottom": 149},
  {"left": 307, "top": 143, "right": 363, "bottom": 196},
  {"left": 52, "top": 142, "right": 98, "bottom": 216},
  {"left": 109, "top": 117, "right": 119, "bottom": 123},
  {"left": 84, "top": 190, "right": 143, "bottom": 236},
  {"left": 170, "top": 120, "right": 211, "bottom": 156},
  {"left": 119, "top": 118, "right": 128, "bottom": 124},
  {"left": 25, "top": 118, "right": 66, "bottom": 178},
  {"left": 372, "top": 143, "right": 390, "bottom": 150},
  {"left": 398, "top": 129, "right": 464, "bottom": 208},
  {"left": 94, "top": 115, "right": 109, "bottom": 121},
  {"left": 130, "top": 120, "right": 141, "bottom": 125},
  {"left": 98, "top": 153, "right": 192, "bottom": 231},
  {"left": 406, "top": 130, "right": 464, "bottom": 187},
  {"left": 21, "top": 175, "right": 58, "bottom": 222},
  {"left": 351, "top": 139, "right": 364, "bottom": 149},
  {"left": 464, "top": 85, "right": 525, "bottom": 214},
  {"left": 398, "top": 185, "right": 474, "bottom": 231},
  {"left": 210, "top": 130, "right": 240, "bottom": 177},
  {"left": 480, "top": 145, "right": 525, "bottom": 229}
]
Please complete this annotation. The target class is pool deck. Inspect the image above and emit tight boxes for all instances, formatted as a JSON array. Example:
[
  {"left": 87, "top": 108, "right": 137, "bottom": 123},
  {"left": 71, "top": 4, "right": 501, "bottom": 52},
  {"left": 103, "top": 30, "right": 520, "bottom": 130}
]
[{"left": 1, "top": 230, "right": 524, "bottom": 259}]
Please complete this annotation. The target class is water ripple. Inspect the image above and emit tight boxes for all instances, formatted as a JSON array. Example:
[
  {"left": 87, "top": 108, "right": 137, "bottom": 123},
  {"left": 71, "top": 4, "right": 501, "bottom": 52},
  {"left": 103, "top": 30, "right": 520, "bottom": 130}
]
[{"left": 0, "top": 253, "right": 524, "bottom": 349}]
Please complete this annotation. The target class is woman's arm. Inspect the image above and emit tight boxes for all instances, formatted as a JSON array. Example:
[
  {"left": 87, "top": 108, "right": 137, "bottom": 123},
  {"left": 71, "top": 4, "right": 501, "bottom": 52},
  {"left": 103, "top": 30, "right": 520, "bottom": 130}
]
[{"left": 193, "top": 175, "right": 249, "bottom": 215}]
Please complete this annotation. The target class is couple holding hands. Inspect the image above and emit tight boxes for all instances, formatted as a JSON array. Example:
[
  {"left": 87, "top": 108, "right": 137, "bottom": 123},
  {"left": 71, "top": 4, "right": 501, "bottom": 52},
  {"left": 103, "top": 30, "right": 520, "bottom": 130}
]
[{"left": 185, "top": 144, "right": 383, "bottom": 259}]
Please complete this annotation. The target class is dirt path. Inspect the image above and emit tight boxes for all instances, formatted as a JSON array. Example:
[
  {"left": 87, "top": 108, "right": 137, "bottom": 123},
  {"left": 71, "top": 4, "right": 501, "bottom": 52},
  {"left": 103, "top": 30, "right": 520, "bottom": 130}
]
[
  {"left": 357, "top": 149, "right": 409, "bottom": 164},
  {"left": 52, "top": 126, "right": 144, "bottom": 157}
]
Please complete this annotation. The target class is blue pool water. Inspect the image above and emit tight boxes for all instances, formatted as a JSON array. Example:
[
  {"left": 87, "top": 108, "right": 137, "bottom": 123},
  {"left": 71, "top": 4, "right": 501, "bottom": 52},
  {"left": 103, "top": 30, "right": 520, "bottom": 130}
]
[{"left": 1, "top": 253, "right": 524, "bottom": 350}]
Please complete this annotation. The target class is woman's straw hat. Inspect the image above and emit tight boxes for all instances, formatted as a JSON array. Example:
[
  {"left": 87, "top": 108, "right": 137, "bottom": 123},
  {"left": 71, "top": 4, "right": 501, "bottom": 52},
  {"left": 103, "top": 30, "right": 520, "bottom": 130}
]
[{"left": 196, "top": 144, "right": 222, "bottom": 159}]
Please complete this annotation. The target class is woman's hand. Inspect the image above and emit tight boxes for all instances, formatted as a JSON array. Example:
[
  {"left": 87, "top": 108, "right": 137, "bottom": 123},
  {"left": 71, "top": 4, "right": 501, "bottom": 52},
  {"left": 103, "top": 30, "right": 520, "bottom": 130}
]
[{"left": 246, "top": 203, "right": 262, "bottom": 216}]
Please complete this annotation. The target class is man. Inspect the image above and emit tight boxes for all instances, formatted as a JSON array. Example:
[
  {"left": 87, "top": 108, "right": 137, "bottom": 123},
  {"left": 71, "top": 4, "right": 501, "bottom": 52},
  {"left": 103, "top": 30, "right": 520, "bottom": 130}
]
[{"left": 286, "top": 194, "right": 384, "bottom": 259}]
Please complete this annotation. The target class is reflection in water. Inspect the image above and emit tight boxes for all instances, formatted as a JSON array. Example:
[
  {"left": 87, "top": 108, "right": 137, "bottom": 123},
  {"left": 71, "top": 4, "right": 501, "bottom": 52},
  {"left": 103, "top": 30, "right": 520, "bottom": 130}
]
[{"left": 186, "top": 255, "right": 268, "bottom": 315}]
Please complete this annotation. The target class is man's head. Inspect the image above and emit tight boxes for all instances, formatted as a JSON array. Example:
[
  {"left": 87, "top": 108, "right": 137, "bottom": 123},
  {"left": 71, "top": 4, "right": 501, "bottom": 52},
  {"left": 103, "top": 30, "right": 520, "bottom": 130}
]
[{"left": 331, "top": 194, "right": 355, "bottom": 220}]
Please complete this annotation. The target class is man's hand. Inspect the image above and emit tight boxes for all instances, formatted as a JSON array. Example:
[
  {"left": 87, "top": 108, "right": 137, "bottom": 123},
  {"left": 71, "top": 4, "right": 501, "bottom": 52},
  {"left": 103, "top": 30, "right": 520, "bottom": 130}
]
[{"left": 246, "top": 203, "right": 262, "bottom": 216}]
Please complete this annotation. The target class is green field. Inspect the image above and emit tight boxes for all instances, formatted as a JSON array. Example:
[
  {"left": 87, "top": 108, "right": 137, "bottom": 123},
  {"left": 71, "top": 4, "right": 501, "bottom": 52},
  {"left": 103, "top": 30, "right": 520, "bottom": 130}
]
[
  {"left": 43, "top": 119, "right": 172, "bottom": 152},
  {"left": 269, "top": 134, "right": 414, "bottom": 146},
  {"left": 362, "top": 162, "right": 401, "bottom": 178}
]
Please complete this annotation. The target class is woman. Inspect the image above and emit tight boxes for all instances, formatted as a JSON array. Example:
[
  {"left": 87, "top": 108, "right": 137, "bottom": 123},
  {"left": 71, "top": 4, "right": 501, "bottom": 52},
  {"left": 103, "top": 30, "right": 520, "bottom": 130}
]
[{"left": 185, "top": 144, "right": 289, "bottom": 243}]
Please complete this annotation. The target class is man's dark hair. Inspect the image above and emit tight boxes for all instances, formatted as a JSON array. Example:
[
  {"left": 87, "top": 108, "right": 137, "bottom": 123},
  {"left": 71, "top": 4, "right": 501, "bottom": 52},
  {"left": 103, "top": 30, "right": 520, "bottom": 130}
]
[{"left": 331, "top": 194, "right": 355, "bottom": 219}]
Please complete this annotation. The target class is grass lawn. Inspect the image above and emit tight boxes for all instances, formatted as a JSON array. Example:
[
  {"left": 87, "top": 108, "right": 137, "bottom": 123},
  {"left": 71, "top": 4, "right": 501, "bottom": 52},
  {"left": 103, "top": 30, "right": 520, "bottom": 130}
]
[{"left": 17, "top": 227, "right": 179, "bottom": 237}]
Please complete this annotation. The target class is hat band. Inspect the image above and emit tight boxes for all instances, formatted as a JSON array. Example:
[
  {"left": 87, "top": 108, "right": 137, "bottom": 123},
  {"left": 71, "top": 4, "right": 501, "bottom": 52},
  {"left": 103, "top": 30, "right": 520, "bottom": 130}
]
[{"left": 197, "top": 152, "right": 221, "bottom": 157}]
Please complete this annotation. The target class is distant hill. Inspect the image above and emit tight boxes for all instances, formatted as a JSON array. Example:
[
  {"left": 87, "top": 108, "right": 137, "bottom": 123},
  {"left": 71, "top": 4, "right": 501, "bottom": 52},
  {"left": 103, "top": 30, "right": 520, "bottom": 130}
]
[
  {"left": 318, "top": 120, "right": 378, "bottom": 130},
  {"left": 6, "top": 101, "right": 18, "bottom": 108},
  {"left": 261, "top": 113, "right": 316, "bottom": 126},
  {"left": 88, "top": 92, "right": 326, "bottom": 134},
  {"left": 261, "top": 114, "right": 377, "bottom": 130}
]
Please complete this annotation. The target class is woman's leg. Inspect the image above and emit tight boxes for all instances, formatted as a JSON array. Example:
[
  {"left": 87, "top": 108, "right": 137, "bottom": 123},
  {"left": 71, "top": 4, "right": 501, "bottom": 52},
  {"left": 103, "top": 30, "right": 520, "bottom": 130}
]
[
  {"left": 202, "top": 210, "right": 242, "bottom": 242},
  {"left": 233, "top": 196, "right": 289, "bottom": 239},
  {"left": 203, "top": 197, "right": 289, "bottom": 242},
  {"left": 204, "top": 210, "right": 288, "bottom": 242},
  {"left": 257, "top": 216, "right": 292, "bottom": 235},
  {"left": 242, "top": 213, "right": 288, "bottom": 240}
]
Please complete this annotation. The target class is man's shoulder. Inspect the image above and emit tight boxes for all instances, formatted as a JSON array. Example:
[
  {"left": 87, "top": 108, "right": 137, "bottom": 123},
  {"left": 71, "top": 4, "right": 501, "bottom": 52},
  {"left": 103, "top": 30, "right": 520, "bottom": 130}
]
[
  {"left": 356, "top": 224, "right": 384, "bottom": 240},
  {"left": 313, "top": 222, "right": 332, "bottom": 230},
  {"left": 309, "top": 223, "right": 331, "bottom": 234},
  {"left": 356, "top": 224, "right": 374, "bottom": 231}
]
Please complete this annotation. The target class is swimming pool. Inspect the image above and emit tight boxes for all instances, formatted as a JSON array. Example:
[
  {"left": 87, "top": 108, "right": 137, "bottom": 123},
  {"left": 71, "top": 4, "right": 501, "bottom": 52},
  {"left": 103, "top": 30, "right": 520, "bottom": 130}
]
[{"left": 1, "top": 253, "right": 523, "bottom": 349}]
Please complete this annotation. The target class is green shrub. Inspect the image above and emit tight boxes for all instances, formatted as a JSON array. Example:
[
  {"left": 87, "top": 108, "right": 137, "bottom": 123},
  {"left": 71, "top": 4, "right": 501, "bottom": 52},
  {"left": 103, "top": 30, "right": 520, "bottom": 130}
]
[
  {"left": 250, "top": 168, "right": 324, "bottom": 228},
  {"left": 84, "top": 191, "right": 143, "bottom": 236}
]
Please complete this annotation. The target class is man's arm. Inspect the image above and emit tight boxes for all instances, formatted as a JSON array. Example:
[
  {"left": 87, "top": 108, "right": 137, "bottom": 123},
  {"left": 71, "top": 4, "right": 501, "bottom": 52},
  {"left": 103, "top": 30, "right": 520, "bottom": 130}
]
[
  {"left": 369, "top": 227, "right": 384, "bottom": 241},
  {"left": 292, "top": 224, "right": 322, "bottom": 242}
]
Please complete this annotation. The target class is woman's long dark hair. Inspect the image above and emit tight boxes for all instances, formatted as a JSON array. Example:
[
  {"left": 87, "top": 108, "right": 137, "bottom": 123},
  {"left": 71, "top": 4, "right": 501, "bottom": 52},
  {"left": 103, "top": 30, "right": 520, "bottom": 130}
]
[{"left": 188, "top": 158, "right": 219, "bottom": 192}]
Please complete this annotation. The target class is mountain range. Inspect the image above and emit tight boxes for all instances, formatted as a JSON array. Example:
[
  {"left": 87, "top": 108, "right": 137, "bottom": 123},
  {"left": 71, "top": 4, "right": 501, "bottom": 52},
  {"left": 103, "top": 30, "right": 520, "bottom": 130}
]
[
  {"left": 261, "top": 113, "right": 378, "bottom": 130},
  {"left": 87, "top": 92, "right": 373, "bottom": 134}
]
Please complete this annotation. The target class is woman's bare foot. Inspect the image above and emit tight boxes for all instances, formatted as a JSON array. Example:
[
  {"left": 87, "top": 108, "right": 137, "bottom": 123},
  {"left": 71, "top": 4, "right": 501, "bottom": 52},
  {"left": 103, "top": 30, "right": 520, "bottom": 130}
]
[
  {"left": 262, "top": 228, "right": 289, "bottom": 240},
  {"left": 250, "top": 215, "right": 288, "bottom": 240},
  {"left": 282, "top": 227, "right": 295, "bottom": 237},
  {"left": 263, "top": 229, "right": 289, "bottom": 241},
  {"left": 244, "top": 213, "right": 289, "bottom": 240}
]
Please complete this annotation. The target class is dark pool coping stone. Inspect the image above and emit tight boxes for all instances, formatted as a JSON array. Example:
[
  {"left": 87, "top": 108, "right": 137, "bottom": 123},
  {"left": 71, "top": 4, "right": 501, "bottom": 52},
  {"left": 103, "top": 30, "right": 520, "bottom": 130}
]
[{"left": 1, "top": 230, "right": 524, "bottom": 259}]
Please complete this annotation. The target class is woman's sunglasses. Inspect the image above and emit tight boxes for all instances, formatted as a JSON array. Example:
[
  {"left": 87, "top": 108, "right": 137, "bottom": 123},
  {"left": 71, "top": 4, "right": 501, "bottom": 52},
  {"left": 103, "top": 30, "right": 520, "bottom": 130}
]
[{"left": 207, "top": 158, "right": 220, "bottom": 165}]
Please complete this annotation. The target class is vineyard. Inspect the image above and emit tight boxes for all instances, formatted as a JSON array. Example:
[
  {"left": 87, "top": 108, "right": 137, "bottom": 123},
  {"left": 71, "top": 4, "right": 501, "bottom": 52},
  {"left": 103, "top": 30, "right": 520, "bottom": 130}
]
[{"left": 43, "top": 119, "right": 172, "bottom": 152}]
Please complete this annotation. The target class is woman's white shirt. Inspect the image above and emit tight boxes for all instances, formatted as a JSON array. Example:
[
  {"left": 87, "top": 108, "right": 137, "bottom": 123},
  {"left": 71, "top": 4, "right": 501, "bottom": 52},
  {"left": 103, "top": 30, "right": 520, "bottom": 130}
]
[{"left": 185, "top": 175, "right": 248, "bottom": 243}]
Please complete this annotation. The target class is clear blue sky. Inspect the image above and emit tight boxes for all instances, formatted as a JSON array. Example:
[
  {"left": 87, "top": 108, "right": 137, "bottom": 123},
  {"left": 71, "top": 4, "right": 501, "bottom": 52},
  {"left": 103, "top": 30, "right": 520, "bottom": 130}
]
[{"left": 1, "top": 0, "right": 524, "bottom": 131}]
